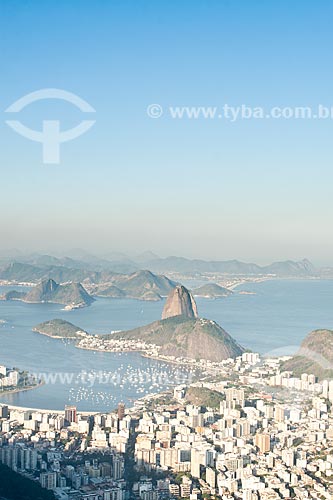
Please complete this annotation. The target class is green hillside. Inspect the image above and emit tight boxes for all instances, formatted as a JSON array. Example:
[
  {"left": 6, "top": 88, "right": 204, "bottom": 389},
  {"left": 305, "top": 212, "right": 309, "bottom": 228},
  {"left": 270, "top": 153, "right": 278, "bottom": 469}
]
[
  {"left": 185, "top": 386, "right": 225, "bottom": 409},
  {"left": 282, "top": 329, "right": 333, "bottom": 379},
  {"left": 192, "top": 283, "right": 232, "bottom": 298},
  {"left": 33, "top": 319, "right": 87, "bottom": 338},
  {"left": 111, "top": 316, "right": 244, "bottom": 362}
]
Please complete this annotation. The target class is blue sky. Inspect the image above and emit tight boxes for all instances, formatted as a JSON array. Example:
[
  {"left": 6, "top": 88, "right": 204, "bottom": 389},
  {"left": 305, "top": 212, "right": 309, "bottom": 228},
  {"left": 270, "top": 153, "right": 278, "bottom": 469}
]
[{"left": 1, "top": 0, "right": 333, "bottom": 264}]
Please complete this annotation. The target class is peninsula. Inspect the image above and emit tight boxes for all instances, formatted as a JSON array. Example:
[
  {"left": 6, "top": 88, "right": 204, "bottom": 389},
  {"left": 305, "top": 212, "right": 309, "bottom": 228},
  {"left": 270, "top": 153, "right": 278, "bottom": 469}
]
[
  {"left": 32, "top": 319, "right": 88, "bottom": 339},
  {"left": 77, "top": 285, "right": 245, "bottom": 363}
]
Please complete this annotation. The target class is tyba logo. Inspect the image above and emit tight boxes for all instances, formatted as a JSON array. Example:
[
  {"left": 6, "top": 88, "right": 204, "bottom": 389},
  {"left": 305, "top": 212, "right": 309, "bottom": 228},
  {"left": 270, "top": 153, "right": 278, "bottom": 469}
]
[{"left": 5, "top": 89, "right": 96, "bottom": 164}]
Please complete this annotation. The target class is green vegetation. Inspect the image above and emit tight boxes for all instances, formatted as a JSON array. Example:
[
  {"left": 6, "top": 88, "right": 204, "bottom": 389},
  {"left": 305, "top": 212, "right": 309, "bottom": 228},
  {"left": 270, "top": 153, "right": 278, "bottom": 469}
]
[
  {"left": 111, "top": 316, "right": 244, "bottom": 362},
  {"left": 185, "top": 386, "right": 225, "bottom": 409},
  {"left": 293, "top": 437, "right": 304, "bottom": 447},
  {"left": 145, "top": 393, "right": 176, "bottom": 410},
  {"left": 192, "top": 283, "right": 233, "bottom": 298},
  {"left": 95, "top": 285, "right": 126, "bottom": 298},
  {"left": 282, "top": 355, "right": 333, "bottom": 379},
  {"left": 175, "top": 472, "right": 191, "bottom": 484},
  {"left": 282, "top": 329, "right": 333, "bottom": 379},
  {"left": 0, "top": 463, "right": 55, "bottom": 500},
  {"left": 33, "top": 319, "right": 87, "bottom": 338}
]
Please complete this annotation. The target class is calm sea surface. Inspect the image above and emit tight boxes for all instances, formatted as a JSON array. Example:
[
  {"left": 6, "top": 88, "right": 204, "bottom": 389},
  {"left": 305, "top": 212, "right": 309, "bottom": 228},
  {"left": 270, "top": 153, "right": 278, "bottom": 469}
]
[{"left": 0, "top": 279, "right": 332, "bottom": 411}]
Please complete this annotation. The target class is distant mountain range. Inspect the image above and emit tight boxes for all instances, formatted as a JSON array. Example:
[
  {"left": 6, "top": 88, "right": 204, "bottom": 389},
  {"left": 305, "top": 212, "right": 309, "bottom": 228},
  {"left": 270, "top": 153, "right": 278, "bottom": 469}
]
[
  {"left": 0, "top": 252, "right": 326, "bottom": 279},
  {"left": 0, "top": 265, "right": 176, "bottom": 302},
  {"left": 0, "top": 261, "right": 104, "bottom": 283},
  {"left": 0, "top": 253, "right": 331, "bottom": 309},
  {"left": 144, "top": 257, "right": 318, "bottom": 276}
]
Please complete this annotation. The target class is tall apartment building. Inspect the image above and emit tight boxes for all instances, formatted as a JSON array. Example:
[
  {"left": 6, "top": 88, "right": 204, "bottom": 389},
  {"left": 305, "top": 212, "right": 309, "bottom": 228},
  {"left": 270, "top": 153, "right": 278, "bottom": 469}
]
[
  {"left": 206, "top": 466, "right": 216, "bottom": 488},
  {"left": 117, "top": 402, "right": 125, "bottom": 421},
  {"left": 64, "top": 405, "right": 77, "bottom": 425},
  {"left": 40, "top": 471, "right": 57, "bottom": 490},
  {"left": 254, "top": 433, "right": 271, "bottom": 453}
]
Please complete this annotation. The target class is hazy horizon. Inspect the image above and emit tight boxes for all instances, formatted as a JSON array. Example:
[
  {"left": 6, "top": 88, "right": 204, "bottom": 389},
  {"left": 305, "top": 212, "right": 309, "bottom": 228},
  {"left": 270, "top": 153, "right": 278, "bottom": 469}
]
[{"left": 0, "top": 246, "right": 331, "bottom": 268}]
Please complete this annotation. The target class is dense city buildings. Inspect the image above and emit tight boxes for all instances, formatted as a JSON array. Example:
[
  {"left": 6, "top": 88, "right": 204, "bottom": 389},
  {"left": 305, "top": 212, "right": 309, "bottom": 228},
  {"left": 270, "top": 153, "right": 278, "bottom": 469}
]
[{"left": 1, "top": 352, "right": 333, "bottom": 499}]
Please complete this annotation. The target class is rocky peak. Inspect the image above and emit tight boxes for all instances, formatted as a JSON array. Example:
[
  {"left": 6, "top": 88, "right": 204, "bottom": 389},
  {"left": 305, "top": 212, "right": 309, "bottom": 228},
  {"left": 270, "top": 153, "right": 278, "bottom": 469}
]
[
  {"left": 162, "top": 285, "right": 198, "bottom": 320},
  {"left": 41, "top": 279, "right": 59, "bottom": 294}
]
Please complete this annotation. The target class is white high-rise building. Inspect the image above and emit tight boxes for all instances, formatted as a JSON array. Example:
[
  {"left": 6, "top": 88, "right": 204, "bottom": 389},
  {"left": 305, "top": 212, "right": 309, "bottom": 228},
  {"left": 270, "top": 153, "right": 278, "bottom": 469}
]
[{"left": 282, "top": 449, "right": 295, "bottom": 467}]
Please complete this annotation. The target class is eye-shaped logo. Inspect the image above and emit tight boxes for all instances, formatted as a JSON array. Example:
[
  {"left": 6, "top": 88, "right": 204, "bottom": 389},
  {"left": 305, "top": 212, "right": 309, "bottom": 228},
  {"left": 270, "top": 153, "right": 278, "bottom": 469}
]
[{"left": 5, "top": 89, "right": 96, "bottom": 164}]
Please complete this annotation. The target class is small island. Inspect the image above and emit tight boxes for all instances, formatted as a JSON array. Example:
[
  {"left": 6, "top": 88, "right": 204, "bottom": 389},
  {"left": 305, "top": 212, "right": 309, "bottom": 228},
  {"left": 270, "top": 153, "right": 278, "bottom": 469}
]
[
  {"left": 32, "top": 319, "right": 88, "bottom": 339},
  {"left": 192, "top": 283, "right": 233, "bottom": 298},
  {"left": 1, "top": 279, "right": 94, "bottom": 309}
]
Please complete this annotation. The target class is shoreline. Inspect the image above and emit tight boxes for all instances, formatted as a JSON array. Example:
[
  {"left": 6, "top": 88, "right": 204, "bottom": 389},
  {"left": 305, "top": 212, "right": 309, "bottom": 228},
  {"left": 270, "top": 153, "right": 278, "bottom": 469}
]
[
  {"left": 228, "top": 276, "right": 273, "bottom": 290},
  {"left": 0, "top": 402, "right": 100, "bottom": 415},
  {"left": 32, "top": 328, "right": 78, "bottom": 340},
  {"left": 0, "top": 379, "right": 44, "bottom": 397},
  {"left": 76, "top": 344, "right": 196, "bottom": 368},
  {"left": 75, "top": 343, "right": 146, "bottom": 355},
  {"left": 227, "top": 275, "right": 324, "bottom": 290},
  {"left": 76, "top": 342, "right": 213, "bottom": 373}
]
